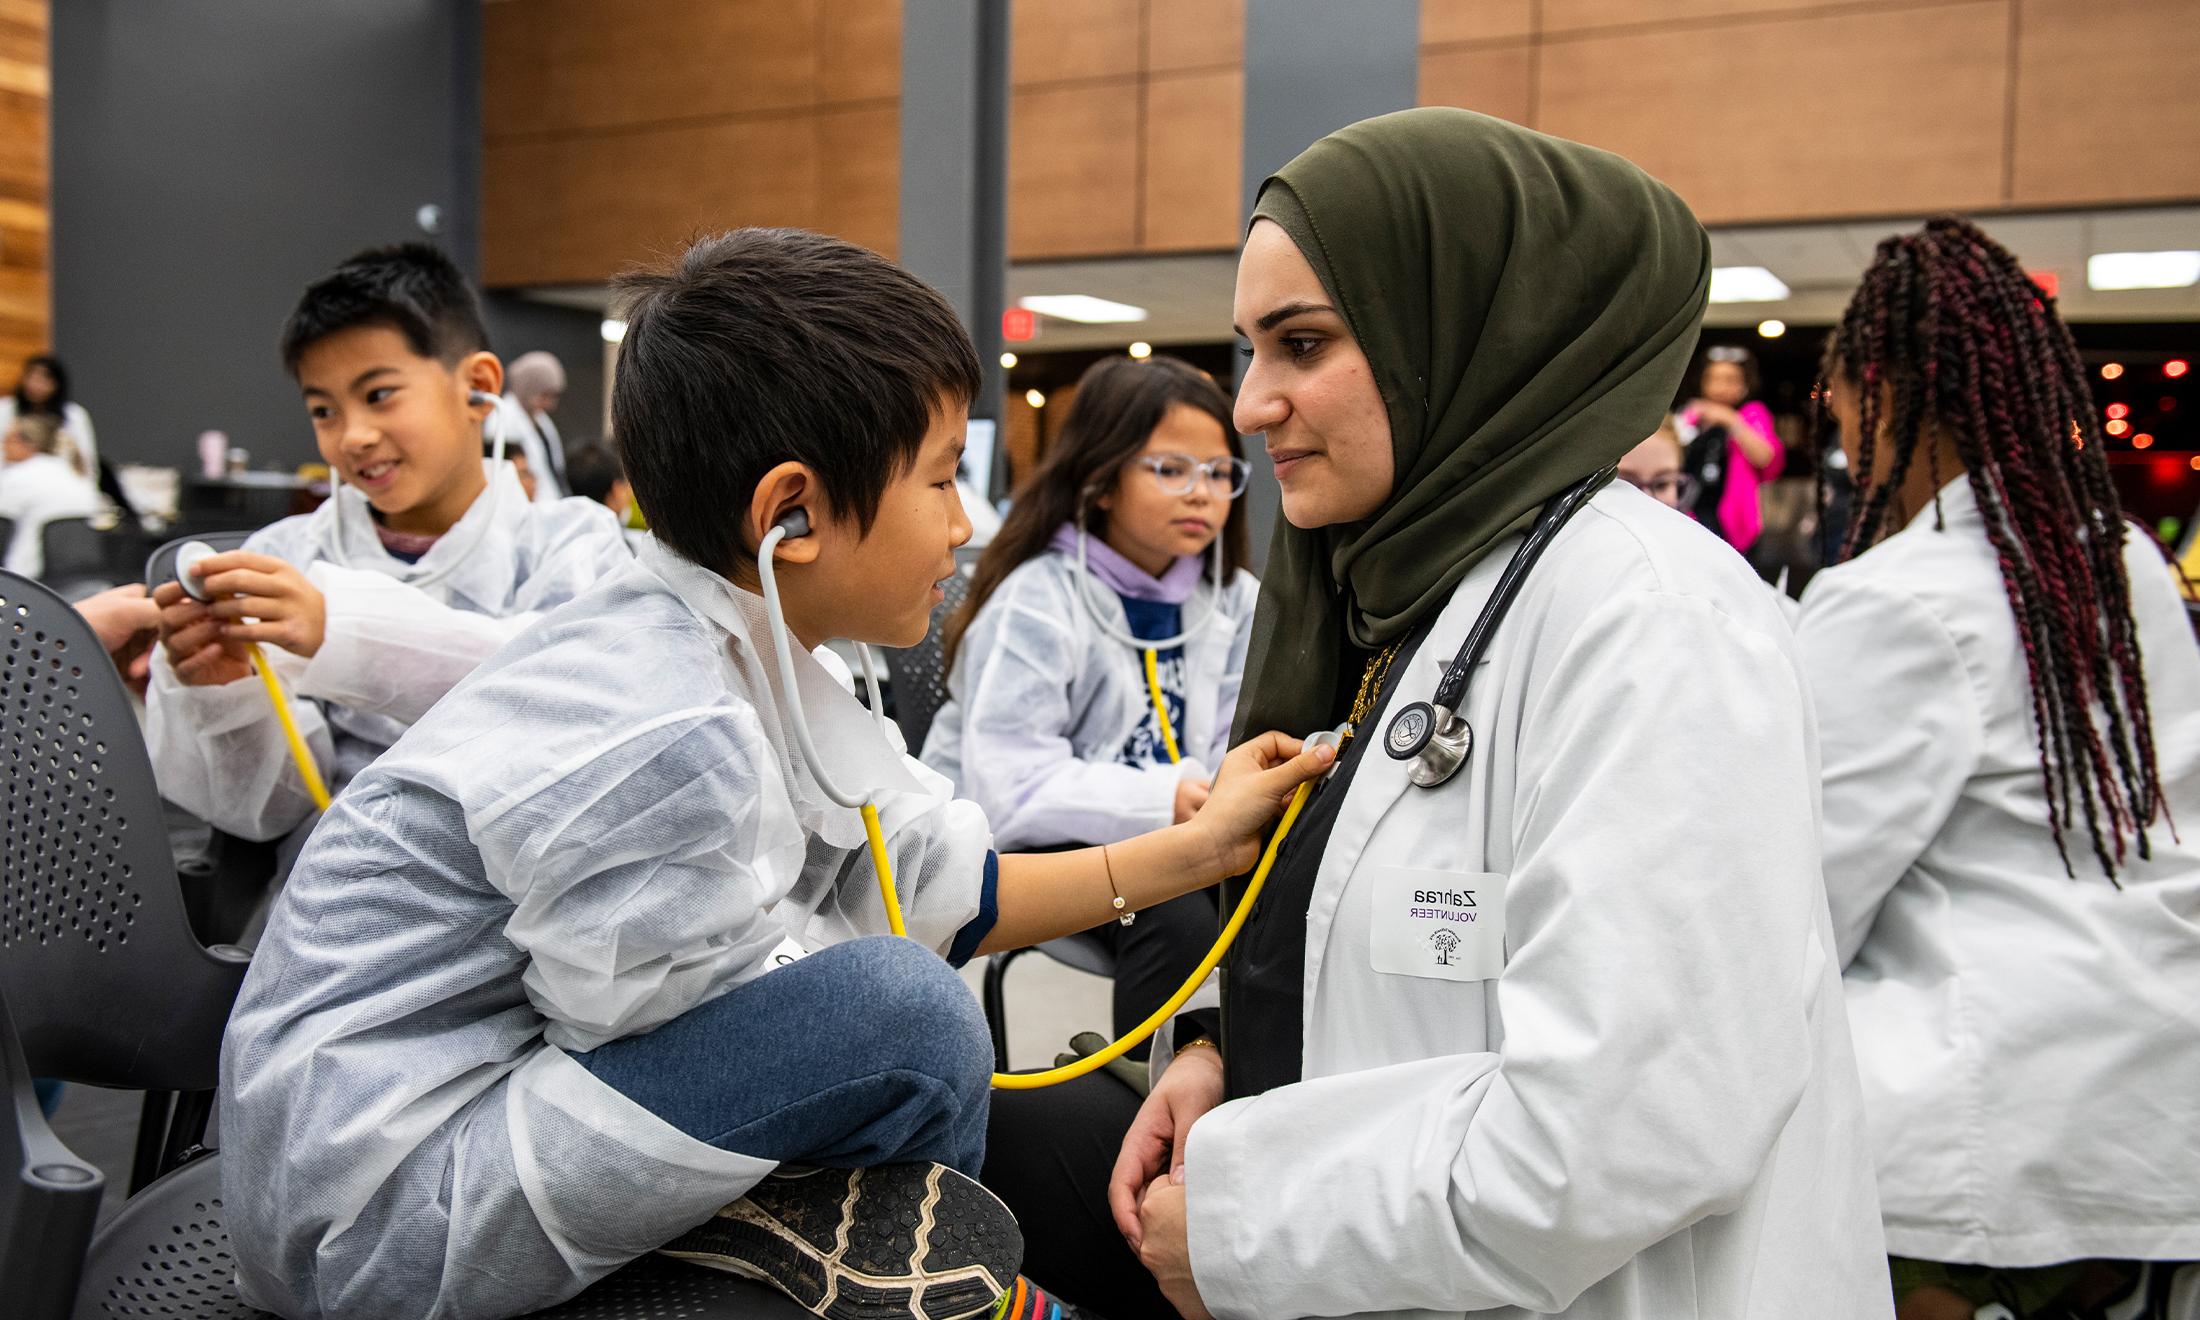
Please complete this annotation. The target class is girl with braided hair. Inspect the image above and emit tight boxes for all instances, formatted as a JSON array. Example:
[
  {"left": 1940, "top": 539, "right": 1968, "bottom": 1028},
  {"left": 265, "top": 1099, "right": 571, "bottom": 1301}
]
[{"left": 1798, "top": 216, "right": 2200, "bottom": 1319}]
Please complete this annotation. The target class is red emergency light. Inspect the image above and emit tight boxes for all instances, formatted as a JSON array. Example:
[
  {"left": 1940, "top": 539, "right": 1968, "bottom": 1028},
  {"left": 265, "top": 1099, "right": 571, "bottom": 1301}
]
[{"left": 1002, "top": 308, "right": 1036, "bottom": 342}]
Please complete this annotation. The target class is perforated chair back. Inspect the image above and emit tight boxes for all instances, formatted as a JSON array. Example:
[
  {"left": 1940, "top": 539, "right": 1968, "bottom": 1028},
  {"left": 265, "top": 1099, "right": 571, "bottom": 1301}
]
[
  {"left": 0, "top": 983, "right": 101, "bottom": 1320},
  {"left": 883, "top": 570, "right": 971, "bottom": 754},
  {"left": 37, "top": 518, "right": 112, "bottom": 594},
  {"left": 145, "top": 531, "right": 254, "bottom": 593},
  {"left": 0, "top": 571, "right": 248, "bottom": 1090},
  {"left": 73, "top": 1152, "right": 809, "bottom": 1319}
]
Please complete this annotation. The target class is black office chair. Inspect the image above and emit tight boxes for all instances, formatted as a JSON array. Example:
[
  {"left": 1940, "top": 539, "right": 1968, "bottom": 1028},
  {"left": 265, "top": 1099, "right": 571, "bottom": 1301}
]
[
  {"left": 0, "top": 569, "right": 250, "bottom": 1192},
  {"left": 36, "top": 518, "right": 117, "bottom": 600},
  {"left": 72, "top": 1151, "right": 809, "bottom": 1320},
  {"left": 0, "top": 983, "right": 103, "bottom": 1320}
]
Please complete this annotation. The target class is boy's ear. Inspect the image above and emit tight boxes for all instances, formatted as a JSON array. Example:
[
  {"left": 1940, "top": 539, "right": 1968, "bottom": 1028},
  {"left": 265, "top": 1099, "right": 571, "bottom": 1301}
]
[
  {"left": 460, "top": 351, "right": 504, "bottom": 408},
  {"left": 749, "top": 460, "right": 822, "bottom": 565}
]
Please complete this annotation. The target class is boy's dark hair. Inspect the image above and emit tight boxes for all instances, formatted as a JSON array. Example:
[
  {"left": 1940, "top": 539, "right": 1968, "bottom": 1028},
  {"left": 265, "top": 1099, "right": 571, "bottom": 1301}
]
[
  {"left": 279, "top": 243, "right": 492, "bottom": 376},
  {"left": 563, "top": 442, "right": 624, "bottom": 506},
  {"left": 611, "top": 228, "right": 981, "bottom": 576}
]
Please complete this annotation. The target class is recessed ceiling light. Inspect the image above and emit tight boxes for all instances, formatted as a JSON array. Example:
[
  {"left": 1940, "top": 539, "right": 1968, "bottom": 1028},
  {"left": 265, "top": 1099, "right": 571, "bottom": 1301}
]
[
  {"left": 2086, "top": 251, "right": 2200, "bottom": 292},
  {"left": 1708, "top": 267, "right": 1790, "bottom": 304},
  {"left": 600, "top": 318, "right": 628, "bottom": 344},
  {"left": 1018, "top": 294, "right": 1149, "bottom": 324}
]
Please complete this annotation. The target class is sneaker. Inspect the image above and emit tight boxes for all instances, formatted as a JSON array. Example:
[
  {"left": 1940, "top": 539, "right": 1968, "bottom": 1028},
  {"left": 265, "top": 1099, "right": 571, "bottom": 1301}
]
[{"left": 661, "top": 1162, "right": 1023, "bottom": 1320}]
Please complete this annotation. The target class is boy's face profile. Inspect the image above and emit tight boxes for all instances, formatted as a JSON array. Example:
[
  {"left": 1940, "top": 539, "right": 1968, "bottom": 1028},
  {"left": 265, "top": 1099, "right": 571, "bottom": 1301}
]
[
  {"left": 778, "top": 402, "right": 972, "bottom": 650},
  {"left": 298, "top": 323, "right": 499, "bottom": 535}
]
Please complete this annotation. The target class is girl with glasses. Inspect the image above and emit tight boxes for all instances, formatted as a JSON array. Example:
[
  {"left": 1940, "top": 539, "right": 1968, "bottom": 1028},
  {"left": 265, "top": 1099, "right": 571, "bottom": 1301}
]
[{"left": 925, "top": 354, "right": 1258, "bottom": 1048}]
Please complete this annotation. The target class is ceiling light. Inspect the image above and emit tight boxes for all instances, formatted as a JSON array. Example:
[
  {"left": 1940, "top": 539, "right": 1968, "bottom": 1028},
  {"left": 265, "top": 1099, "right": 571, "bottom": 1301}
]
[
  {"left": 2102, "top": 363, "right": 2125, "bottom": 380},
  {"left": 2086, "top": 251, "right": 2200, "bottom": 292},
  {"left": 2167, "top": 359, "right": 2191, "bottom": 379},
  {"left": 1756, "top": 319, "right": 1787, "bottom": 339},
  {"left": 999, "top": 352, "right": 1018, "bottom": 369},
  {"left": 2132, "top": 433, "right": 2155, "bottom": 449},
  {"left": 1128, "top": 342, "right": 1153, "bottom": 359},
  {"left": 1026, "top": 389, "right": 1047, "bottom": 408},
  {"left": 1708, "top": 267, "right": 1790, "bottom": 304},
  {"left": 1018, "top": 294, "right": 1149, "bottom": 324},
  {"left": 600, "top": 318, "right": 628, "bottom": 344}
]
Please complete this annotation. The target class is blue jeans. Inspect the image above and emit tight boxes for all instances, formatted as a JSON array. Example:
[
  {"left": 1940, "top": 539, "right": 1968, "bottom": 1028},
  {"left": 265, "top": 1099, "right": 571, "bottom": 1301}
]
[{"left": 571, "top": 936, "right": 993, "bottom": 1177}]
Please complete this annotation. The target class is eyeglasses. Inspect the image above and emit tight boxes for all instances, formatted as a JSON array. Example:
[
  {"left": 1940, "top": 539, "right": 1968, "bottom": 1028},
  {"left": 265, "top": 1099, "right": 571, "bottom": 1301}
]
[
  {"left": 1620, "top": 472, "right": 1701, "bottom": 506},
  {"left": 1137, "top": 453, "right": 1250, "bottom": 499},
  {"left": 1704, "top": 346, "right": 1753, "bottom": 364}
]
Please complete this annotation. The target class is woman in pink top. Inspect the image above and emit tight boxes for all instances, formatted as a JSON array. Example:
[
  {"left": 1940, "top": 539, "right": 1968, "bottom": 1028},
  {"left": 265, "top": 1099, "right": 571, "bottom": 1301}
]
[{"left": 1677, "top": 344, "right": 1783, "bottom": 551}]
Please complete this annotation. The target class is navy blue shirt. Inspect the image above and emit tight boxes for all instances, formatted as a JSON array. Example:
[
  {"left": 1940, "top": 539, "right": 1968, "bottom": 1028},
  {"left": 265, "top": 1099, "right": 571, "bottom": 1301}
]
[{"left": 1117, "top": 595, "right": 1187, "bottom": 766}]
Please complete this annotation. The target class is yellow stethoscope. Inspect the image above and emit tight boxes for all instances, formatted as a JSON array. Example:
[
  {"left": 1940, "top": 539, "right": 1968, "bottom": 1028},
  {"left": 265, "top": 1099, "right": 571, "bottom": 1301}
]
[
  {"left": 758, "top": 512, "right": 1319, "bottom": 1090},
  {"left": 170, "top": 391, "right": 523, "bottom": 816}
]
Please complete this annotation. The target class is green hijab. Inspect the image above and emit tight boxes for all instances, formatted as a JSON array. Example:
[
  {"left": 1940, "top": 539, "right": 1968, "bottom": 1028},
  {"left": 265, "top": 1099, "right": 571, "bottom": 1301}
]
[{"left": 1233, "top": 108, "right": 1710, "bottom": 744}]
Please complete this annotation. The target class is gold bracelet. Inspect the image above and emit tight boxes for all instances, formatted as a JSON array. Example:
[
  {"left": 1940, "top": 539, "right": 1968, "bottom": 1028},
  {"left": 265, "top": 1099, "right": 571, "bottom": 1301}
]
[
  {"left": 1103, "top": 843, "right": 1135, "bottom": 926},
  {"left": 1176, "top": 1036, "right": 1219, "bottom": 1056}
]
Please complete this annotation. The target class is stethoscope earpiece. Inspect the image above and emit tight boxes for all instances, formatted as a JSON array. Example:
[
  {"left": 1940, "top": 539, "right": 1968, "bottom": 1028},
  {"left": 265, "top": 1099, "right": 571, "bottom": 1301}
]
[{"left": 774, "top": 508, "right": 811, "bottom": 539}]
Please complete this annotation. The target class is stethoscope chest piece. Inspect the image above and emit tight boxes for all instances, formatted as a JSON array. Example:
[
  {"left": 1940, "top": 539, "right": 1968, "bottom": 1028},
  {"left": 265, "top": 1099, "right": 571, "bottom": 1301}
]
[{"left": 1386, "top": 700, "right": 1472, "bottom": 788}]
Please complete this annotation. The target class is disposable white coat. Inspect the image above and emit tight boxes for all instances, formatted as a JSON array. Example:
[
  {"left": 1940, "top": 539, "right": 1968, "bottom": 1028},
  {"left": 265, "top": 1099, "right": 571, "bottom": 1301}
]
[
  {"left": 922, "top": 551, "right": 1257, "bottom": 847},
  {"left": 494, "top": 394, "right": 565, "bottom": 501},
  {"left": 219, "top": 540, "right": 993, "bottom": 1320},
  {"left": 0, "top": 397, "right": 99, "bottom": 475},
  {"left": 1184, "top": 485, "right": 1891, "bottom": 1320},
  {"left": 0, "top": 451, "right": 103, "bottom": 576},
  {"left": 144, "top": 466, "right": 629, "bottom": 840},
  {"left": 1797, "top": 477, "right": 2200, "bottom": 1265}
]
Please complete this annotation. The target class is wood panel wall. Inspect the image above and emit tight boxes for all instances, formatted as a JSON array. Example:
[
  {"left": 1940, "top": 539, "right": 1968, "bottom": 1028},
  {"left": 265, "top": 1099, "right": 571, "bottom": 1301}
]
[
  {"left": 1418, "top": 0, "right": 2200, "bottom": 227},
  {"left": 484, "top": 0, "right": 2200, "bottom": 287},
  {"left": 0, "top": 0, "right": 46, "bottom": 372}
]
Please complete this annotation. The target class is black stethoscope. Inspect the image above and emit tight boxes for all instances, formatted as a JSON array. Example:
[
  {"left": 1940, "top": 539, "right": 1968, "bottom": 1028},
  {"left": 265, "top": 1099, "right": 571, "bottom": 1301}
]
[{"left": 1383, "top": 466, "right": 1614, "bottom": 788}]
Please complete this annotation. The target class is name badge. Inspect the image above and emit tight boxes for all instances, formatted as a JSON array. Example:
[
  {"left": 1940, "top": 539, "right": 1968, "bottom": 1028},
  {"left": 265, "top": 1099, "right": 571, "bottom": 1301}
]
[
  {"left": 1369, "top": 867, "right": 1505, "bottom": 982},
  {"left": 762, "top": 934, "right": 812, "bottom": 972}
]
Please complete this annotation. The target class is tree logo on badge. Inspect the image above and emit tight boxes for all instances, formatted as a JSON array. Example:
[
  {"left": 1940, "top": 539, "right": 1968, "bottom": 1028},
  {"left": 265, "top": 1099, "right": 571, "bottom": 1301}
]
[{"left": 1429, "top": 927, "right": 1461, "bottom": 966}]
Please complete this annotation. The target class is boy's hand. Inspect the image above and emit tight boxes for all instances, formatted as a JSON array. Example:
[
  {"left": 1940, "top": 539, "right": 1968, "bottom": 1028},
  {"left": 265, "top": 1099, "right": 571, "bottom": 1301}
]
[
  {"left": 192, "top": 551, "right": 328, "bottom": 659},
  {"left": 1172, "top": 775, "right": 1211, "bottom": 824},
  {"left": 1188, "top": 731, "right": 1333, "bottom": 878},
  {"left": 154, "top": 580, "right": 256, "bottom": 687}
]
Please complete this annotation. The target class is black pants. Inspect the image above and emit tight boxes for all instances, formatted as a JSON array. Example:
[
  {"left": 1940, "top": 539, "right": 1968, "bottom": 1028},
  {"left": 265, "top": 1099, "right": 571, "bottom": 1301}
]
[
  {"left": 985, "top": 1073, "right": 1180, "bottom": 1320},
  {"left": 1089, "top": 886, "right": 1218, "bottom": 1056}
]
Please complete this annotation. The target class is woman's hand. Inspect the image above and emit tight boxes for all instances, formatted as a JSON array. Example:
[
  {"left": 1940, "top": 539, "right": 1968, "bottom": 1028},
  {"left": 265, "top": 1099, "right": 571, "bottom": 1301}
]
[
  {"left": 1138, "top": 1173, "right": 1214, "bottom": 1320},
  {"left": 1688, "top": 398, "right": 1739, "bottom": 428},
  {"left": 1172, "top": 775, "right": 1212, "bottom": 824},
  {"left": 1187, "top": 731, "right": 1332, "bottom": 878},
  {"left": 75, "top": 584, "right": 161, "bottom": 694},
  {"left": 193, "top": 551, "right": 329, "bottom": 659},
  {"left": 1110, "top": 1043, "right": 1225, "bottom": 1249}
]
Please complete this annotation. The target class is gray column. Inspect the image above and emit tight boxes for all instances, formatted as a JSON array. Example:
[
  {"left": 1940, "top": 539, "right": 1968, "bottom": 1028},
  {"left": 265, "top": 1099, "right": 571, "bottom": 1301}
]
[
  {"left": 901, "top": 0, "right": 1012, "bottom": 494},
  {"left": 1237, "top": 0, "right": 1420, "bottom": 568}
]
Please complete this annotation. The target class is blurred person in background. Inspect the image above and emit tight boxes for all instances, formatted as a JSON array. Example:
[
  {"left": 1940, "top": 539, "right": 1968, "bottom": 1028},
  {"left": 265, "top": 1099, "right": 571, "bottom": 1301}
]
[
  {"left": 1, "top": 352, "right": 138, "bottom": 517},
  {"left": 1676, "top": 344, "right": 1782, "bottom": 553},
  {"left": 0, "top": 411, "right": 105, "bottom": 578},
  {"left": 499, "top": 349, "right": 570, "bottom": 499},
  {"left": 1614, "top": 418, "right": 1696, "bottom": 510}
]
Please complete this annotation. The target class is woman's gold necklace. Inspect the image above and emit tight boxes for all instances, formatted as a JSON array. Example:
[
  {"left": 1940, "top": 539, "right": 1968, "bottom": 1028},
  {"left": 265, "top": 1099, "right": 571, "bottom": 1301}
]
[{"left": 1341, "top": 641, "right": 1404, "bottom": 745}]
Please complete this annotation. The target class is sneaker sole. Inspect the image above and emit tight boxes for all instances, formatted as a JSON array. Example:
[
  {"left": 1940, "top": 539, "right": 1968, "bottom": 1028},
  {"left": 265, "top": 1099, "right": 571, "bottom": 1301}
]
[{"left": 660, "top": 1164, "right": 1022, "bottom": 1320}]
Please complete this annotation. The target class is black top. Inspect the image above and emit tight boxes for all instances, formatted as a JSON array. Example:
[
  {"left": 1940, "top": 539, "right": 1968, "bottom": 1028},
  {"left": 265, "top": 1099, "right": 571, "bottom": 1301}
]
[{"left": 1187, "top": 618, "right": 1435, "bottom": 1102}]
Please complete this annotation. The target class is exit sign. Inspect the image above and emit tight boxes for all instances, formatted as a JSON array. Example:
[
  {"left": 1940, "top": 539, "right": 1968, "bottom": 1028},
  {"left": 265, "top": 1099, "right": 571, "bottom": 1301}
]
[{"left": 1002, "top": 307, "right": 1036, "bottom": 342}]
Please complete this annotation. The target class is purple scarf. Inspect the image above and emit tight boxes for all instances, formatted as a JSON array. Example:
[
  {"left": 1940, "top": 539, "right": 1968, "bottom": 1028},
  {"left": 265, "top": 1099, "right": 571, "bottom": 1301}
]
[{"left": 1049, "top": 523, "right": 1203, "bottom": 604}]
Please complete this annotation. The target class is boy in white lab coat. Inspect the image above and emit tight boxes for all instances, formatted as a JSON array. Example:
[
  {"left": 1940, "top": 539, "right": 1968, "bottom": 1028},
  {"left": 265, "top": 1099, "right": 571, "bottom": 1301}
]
[
  {"left": 217, "top": 229, "right": 1329, "bottom": 1320},
  {"left": 146, "top": 244, "right": 630, "bottom": 844}
]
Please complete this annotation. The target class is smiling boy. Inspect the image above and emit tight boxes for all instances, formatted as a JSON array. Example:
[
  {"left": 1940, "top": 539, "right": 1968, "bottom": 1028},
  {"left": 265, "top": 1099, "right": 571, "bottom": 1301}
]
[{"left": 145, "top": 244, "right": 631, "bottom": 843}]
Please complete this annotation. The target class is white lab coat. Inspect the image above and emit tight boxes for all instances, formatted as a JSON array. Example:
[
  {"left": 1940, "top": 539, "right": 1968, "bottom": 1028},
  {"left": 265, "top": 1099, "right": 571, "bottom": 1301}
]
[
  {"left": 0, "top": 451, "right": 104, "bottom": 577},
  {"left": 144, "top": 465, "right": 630, "bottom": 840},
  {"left": 495, "top": 394, "right": 565, "bottom": 501},
  {"left": 1797, "top": 477, "right": 2200, "bottom": 1266},
  {"left": 219, "top": 540, "right": 991, "bottom": 1320},
  {"left": 922, "top": 551, "right": 1258, "bottom": 847},
  {"left": 1183, "top": 484, "right": 1890, "bottom": 1320},
  {"left": 0, "top": 397, "right": 99, "bottom": 475}
]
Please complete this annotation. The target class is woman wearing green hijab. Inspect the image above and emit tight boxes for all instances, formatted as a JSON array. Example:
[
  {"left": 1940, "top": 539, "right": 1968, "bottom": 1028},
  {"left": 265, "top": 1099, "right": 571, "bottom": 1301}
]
[{"left": 984, "top": 109, "right": 1888, "bottom": 1319}]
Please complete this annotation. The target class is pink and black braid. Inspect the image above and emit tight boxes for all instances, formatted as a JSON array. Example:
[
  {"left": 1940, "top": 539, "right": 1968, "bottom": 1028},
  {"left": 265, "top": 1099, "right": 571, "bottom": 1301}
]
[{"left": 1820, "top": 217, "right": 2166, "bottom": 880}]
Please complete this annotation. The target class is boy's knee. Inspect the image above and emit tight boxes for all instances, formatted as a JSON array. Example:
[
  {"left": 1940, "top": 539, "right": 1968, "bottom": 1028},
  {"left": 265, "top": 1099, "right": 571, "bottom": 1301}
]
[{"left": 835, "top": 938, "right": 990, "bottom": 1084}]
